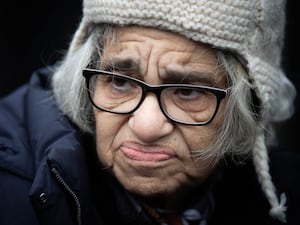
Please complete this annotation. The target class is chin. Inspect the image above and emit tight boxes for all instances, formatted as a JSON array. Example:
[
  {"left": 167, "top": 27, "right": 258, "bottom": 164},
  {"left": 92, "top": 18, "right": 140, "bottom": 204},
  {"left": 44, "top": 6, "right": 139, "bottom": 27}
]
[{"left": 120, "top": 176, "right": 184, "bottom": 197}]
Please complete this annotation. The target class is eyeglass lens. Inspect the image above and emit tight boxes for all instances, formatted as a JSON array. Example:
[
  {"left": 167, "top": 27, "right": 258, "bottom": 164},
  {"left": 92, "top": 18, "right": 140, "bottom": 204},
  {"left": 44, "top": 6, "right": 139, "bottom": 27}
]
[{"left": 88, "top": 72, "right": 219, "bottom": 124}]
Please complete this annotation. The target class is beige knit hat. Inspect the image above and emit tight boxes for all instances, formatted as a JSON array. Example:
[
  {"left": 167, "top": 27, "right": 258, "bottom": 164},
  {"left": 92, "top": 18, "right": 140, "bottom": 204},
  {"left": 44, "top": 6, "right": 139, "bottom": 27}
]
[{"left": 67, "top": 0, "right": 296, "bottom": 222}]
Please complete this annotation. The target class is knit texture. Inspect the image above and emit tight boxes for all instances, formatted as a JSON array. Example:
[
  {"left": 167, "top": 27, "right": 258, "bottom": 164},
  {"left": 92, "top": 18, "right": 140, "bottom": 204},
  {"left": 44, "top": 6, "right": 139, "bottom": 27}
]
[
  {"left": 68, "top": 0, "right": 296, "bottom": 124},
  {"left": 65, "top": 0, "right": 296, "bottom": 222}
]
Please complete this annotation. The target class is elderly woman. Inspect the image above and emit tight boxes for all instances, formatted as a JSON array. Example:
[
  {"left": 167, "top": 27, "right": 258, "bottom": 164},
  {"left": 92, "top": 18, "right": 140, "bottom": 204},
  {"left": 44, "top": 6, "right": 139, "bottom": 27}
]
[{"left": 0, "top": 0, "right": 298, "bottom": 225}]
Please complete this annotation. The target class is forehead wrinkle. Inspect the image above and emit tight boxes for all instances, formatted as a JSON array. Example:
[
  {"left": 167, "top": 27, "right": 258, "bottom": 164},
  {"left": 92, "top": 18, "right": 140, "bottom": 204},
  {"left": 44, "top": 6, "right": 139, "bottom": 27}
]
[
  {"left": 160, "top": 47, "right": 226, "bottom": 86},
  {"left": 103, "top": 39, "right": 153, "bottom": 78}
]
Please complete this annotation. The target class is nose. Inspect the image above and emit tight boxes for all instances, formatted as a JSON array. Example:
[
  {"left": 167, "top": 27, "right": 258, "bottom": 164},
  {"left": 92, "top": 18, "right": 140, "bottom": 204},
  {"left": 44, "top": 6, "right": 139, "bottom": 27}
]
[{"left": 128, "top": 94, "right": 174, "bottom": 143}]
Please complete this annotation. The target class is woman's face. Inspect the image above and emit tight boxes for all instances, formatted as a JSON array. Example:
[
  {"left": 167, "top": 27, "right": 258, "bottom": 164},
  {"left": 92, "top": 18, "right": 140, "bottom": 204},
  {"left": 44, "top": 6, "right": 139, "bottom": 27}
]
[{"left": 93, "top": 26, "right": 227, "bottom": 198}]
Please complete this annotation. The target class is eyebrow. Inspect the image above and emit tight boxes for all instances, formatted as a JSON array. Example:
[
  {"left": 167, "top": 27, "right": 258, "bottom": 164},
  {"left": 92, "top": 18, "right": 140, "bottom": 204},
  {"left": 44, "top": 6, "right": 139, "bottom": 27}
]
[
  {"left": 101, "top": 57, "right": 140, "bottom": 73},
  {"left": 163, "top": 68, "right": 218, "bottom": 86}
]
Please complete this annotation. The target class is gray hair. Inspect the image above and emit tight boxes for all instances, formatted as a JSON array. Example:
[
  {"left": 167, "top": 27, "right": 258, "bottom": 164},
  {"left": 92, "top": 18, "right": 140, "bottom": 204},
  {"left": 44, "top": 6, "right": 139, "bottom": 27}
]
[
  {"left": 197, "top": 52, "right": 258, "bottom": 162},
  {"left": 52, "top": 24, "right": 260, "bottom": 161},
  {"left": 52, "top": 25, "right": 115, "bottom": 133}
]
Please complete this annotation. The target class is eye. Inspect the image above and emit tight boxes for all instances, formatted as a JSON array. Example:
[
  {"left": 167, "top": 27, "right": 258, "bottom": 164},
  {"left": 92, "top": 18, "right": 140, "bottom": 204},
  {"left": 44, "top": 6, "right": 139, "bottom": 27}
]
[
  {"left": 108, "top": 76, "right": 133, "bottom": 92},
  {"left": 174, "top": 88, "right": 204, "bottom": 100},
  {"left": 112, "top": 77, "right": 128, "bottom": 87}
]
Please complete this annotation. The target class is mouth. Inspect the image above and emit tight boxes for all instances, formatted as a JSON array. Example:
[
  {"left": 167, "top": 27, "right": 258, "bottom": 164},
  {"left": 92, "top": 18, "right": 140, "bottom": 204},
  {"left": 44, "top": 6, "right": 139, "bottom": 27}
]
[{"left": 120, "top": 142, "right": 176, "bottom": 162}]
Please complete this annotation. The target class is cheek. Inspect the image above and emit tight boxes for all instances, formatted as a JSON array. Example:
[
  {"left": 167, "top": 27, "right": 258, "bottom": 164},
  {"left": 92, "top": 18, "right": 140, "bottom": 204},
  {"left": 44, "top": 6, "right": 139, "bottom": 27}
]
[
  {"left": 94, "top": 110, "right": 127, "bottom": 167},
  {"left": 183, "top": 159, "right": 217, "bottom": 187},
  {"left": 179, "top": 110, "right": 225, "bottom": 155},
  {"left": 180, "top": 126, "right": 221, "bottom": 184},
  {"left": 180, "top": 126, "right": 217, "bottom": 152}
]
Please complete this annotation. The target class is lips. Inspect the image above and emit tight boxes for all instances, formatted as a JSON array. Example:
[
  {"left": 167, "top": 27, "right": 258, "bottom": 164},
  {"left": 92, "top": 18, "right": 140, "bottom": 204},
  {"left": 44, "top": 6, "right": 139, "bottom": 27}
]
[{"left": 120, "top": 142, "right": 176, "bottom": 162}]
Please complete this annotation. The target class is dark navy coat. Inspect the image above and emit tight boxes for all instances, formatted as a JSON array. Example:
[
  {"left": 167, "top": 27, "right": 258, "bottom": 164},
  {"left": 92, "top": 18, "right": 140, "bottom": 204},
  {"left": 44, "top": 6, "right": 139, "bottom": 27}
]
[{"left": 0, "top": 68, "right": 299, "bottom": 225}]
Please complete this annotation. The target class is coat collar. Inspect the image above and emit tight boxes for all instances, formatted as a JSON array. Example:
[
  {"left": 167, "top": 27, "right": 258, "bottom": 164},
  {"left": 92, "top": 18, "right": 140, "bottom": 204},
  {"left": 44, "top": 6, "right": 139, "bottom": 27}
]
[{"left": 22, "top": 68, "right": 91, "bottom": 224}]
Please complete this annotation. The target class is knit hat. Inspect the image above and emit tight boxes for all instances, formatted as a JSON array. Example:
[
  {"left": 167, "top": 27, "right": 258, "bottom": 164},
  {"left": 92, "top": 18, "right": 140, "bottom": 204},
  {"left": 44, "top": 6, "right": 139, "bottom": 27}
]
[{"left": 67, "top": 0, "right": 296, "bottom": 222}]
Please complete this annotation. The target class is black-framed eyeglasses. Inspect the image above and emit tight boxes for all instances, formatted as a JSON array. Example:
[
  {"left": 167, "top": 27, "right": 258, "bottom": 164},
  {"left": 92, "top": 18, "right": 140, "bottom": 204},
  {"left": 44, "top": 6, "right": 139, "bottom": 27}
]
[{"left": 82, "top": 68, "right": 230, "bottom": 126}]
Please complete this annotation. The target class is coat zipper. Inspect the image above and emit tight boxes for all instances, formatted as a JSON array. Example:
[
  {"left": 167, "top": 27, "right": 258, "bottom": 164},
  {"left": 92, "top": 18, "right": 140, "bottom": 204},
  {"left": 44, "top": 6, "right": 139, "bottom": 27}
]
[{"left": 50, "top": 166, "right": 82, "bottom": 225}]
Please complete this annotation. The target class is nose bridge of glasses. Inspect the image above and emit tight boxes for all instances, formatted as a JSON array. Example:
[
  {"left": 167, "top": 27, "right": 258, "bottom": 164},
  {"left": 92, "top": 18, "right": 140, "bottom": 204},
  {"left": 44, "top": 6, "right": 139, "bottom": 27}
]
[
  {"left": 142, "top": 83, "right": 164, "bottom": 97},
  {"left": 128, "top": 83, "right": 173, "bottom": 124},
  {"left": 137, "top": 83, "right": 164, "bottom": 110}
]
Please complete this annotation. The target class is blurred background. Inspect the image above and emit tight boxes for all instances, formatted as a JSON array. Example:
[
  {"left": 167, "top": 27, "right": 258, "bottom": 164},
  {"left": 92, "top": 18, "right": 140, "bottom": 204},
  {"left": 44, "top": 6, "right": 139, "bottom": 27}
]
[{"left": 0, "top": 1, "right": 299, "bottom": 150}]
